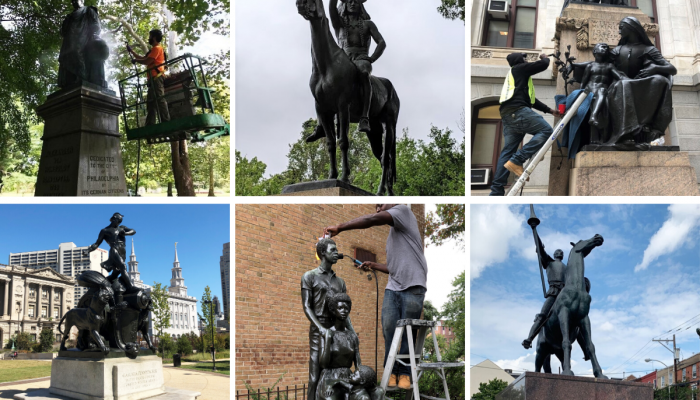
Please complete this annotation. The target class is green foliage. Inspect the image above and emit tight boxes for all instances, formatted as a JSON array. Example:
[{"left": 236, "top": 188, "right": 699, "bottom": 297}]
[
  {"left": 176, "top": 335, "right": 193, "bottom": 355},
  {"left": 237, "top": 120, "right": 465, "bottom": 196},
  {"left": 472, "top": 378, "right": 509, "bottom": 400},
  {"left": 15, "top": 332, "right": 33, "bottom": 350},
  {"left": 159, "top": 334, "right": 175, "bottom": 356},
  {"left": 437, "top": 0, "right": 465, "bottom": 22},
  {"left": 151, "top": 282, "right": 171, "bottom": 357},
  {"left": 39, "top": 327, "right": 55, "bottom": 353},
  {"left": 426, "top": 205, "right": 465, "bottom": 249},
  {"left": 442, "top": 272, "right": 465, "bottom": 362},
  {"left": 199, "top": 286, "right": 217, "bottom": 352},
  {"left": 244, "top": 372, "right": 288, "bottom": 400},
  {"left": 423, "top": 300, "right": 439, "bottom": 322}
]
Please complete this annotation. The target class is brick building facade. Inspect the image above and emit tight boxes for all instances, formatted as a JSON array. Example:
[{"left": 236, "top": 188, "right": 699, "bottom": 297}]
[
  {"left": 677, "top": 352, "right": 700, "bottom": 392},
  {"left": 235, "top": 204, "right": 426, "bottom": 391}
]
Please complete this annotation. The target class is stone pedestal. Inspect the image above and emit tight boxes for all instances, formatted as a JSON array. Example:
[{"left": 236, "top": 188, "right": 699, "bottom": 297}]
[
  {"left": 281, "top": 179, "right": 375, "bottom": 196},
  {"left": 34, "top": 85, "right": 127, "bottom": 196},
  {"left": 569, "top": 151, "right": 699, "bottom": 196},
  {"left": 49, "top": 355, "right": 165, "bottom": 400},
  {"left": 496, "top": 372, "right": 653, "bottom": 400}
]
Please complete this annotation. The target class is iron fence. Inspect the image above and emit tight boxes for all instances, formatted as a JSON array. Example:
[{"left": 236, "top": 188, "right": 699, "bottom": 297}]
[{"left": 235, "top": 385, "right": 406, "bottom": 400}]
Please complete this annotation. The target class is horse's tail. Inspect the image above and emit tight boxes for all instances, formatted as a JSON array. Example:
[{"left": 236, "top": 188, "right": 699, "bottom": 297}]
[
  {"left": 57, "top": 311, "right": 69, "bottom": 335},
  {"left": 383, "top": 79, "right": 399, "bottom": 184}
]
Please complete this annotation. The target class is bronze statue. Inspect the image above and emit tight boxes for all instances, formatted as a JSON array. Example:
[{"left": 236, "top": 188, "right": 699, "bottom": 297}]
[
  {"left": 58, "top": 0, "right": 109, "bottom": 89},
  {"left": 296, "top": 0, "right": 400, "bottom": 195},
  {"left": 302, "top": 238, "right": 355, "bottom": 400},
  {"left": 59, "top": 213, "right": 155, "bottom": 359}
]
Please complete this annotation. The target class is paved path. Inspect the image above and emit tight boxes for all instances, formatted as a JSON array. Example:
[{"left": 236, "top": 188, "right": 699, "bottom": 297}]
[{"left": 0, "top": 367, "right": 229, "bottom": 400}]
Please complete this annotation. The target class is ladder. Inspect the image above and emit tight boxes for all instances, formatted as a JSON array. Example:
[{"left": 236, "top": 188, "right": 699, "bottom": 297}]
[
  {"left": 506, "top": 91, "right": 588, "bottom": 196},
  {"left": 379, "top": 319, "right": 464, "bottom": 400}
]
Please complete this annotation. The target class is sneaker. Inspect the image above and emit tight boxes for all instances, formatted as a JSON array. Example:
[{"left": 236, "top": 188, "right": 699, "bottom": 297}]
[
  {"left": 388, "top": 374, "right": 398, "bottom": 388},
  {"left": 398, "top": 375, "right": 411, "bottom": 390},
  {"left": 504, "top": 161, "right": 529, "bottom": 181},
  {"left": 358, "top": 118, "right": 371, "bottom": 133}
]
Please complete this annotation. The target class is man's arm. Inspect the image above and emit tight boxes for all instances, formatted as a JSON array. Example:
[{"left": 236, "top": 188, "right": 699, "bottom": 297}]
[
  {"left": 121, "top": 226, "right": 136, "bottom": 236},
  {"left": 128, "top": 47, "right": 155, "bottom": 66},
  {"left": 533, "top": 98, "right": 557, "bottom": 116},
  {"left": 580, "top": 64, "right": 592, "bottom": 92},
  {"left": 302, "top": 288, "right": 327, "bottom": 335},
  {"left": 518, "top": 55, "right": 550, "bottom": 76},
  {"left": 319, "top": 328, "right": 332, "bottom": 369},
  {"left": 329, "top": 0, "right": 341, "bottom": 36},
  {"left": 367, "top": 21, "right": 386, "bottom": 63},
  {"left": 83, "top": 229, "right": 105, "bottom": 255},
  {"left": 324, "top": 211, "right": 394, "bottom": 237}
]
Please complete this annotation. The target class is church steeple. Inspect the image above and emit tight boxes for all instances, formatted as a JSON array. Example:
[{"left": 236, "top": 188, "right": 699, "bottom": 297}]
[
  {"left": 128, "top": 238, "right": 141, "bottom": 284},
  {"left": 169, "top": 242, "right": 187, "bottom": 296}
]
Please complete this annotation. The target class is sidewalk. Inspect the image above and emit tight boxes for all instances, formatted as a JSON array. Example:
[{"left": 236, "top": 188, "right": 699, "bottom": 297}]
[{"left": 0, "top": 367, "right": 229, "bottom": 400}]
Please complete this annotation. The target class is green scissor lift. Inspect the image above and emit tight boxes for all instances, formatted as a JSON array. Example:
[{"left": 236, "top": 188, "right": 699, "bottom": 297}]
[{"left": 118, "top": 53, "right": 229, "bottom": 194}]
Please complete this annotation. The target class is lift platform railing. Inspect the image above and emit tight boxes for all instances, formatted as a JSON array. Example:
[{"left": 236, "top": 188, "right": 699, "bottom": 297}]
[{"left": 117, "top": 53, "right": 228, "bottom": 144}]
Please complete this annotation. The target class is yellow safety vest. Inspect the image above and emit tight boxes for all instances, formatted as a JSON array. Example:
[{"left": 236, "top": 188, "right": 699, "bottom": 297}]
[{"left": 500, "top": 69, "right": 536, "bottom": 104}]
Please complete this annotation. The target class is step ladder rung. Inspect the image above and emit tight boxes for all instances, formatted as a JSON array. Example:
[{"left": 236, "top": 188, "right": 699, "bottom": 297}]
[
  {"left": 419, "top": 395, "right": 448, "bottom": 400},
  {"left": 416, "top": 362, "right": 465, "bottom": 370}
]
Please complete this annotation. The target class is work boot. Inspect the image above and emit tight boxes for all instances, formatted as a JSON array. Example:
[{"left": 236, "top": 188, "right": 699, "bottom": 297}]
[
  {"left": 504, "top": 161, "right": 529, "bottom": 181},
  {"left": 398, "top": 375, "right": 411, "bottom": 390},
  {"left": 388, "top": 374, "right": 398, "bottom": 388},
  {"left": 358, "top": 117, "right": 371, "bottom": 133},
  {"left": 305, "top": 125, "right": 325, "bottom": 143}
]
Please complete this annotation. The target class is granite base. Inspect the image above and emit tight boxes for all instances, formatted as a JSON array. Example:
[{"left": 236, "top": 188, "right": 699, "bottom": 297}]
[
  {"left": 43, "top": 355, "right": 165, "bottom": 400},
  {"left": 495, "top": 372, "right": 653, "bottom": 400},
  {"left": 14, "top": 388, "right": 199, "bottom": 400},
  {"left": 281, "top": 180, "right": 375, "bottom": 196},
  {"left": 569, "top": 151, "right": 699, "bottom": 196},
  {"left": 34, "top": 85, "right": 127, "bottom": 196}
]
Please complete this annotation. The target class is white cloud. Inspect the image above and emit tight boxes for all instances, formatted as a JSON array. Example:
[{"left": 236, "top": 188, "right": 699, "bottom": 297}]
[
  {"left": 470, "top": 205, "right": 530, "bottom": 280},
  {"left": 635, "top": 204, "right": 700, "bottom": 272},
  {"left": 424, "top": 205, "right": 464, "bottom": 310}
]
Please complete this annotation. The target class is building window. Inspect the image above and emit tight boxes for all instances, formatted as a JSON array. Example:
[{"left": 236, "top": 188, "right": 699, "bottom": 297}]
[
  {"left": 41, "top": 306, "right": 47, "bottom": 318},
  {"left": 54, "top": 308, "right": 59, "bottom": 319},
  {"left": 661, "top": 376, "right": 665, "bottom": 386},
  {"left": 472, "top": 104, "right": 522, "bottom": 188},
  {"left": 28, "top": 305, "right": 35, "bottom": 317},
  {"left": 694, "top": 365, "right": 697, "bottom": 379},
  {"left": 29, "top": 287, "right": 35, "bottom": 297},
  {"left": 42, "top": 288, "right": 48, "bottom": 298},
  {"left": 483, "top": 0, "right": 538, "bottom": 49},
  {"left": 683, "top": 369, "right": 686, "bottom": 381}
]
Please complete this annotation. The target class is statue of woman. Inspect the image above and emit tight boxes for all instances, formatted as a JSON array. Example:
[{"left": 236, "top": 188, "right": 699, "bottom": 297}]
[
  {"left": 605, "top": 16, "right": 677, "bottom": 146},
  {"left": 58, "top": 0, "right": 109, "bottom": 89},
  {"left": 317, "top": 293, "right": 363, "bottom": 400}
]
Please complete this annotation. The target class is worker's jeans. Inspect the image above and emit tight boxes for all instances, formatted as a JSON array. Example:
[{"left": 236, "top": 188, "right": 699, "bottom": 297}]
[
  {"left": 146, "top": 75, "right": 171, "bottom": 125},
  {"left": 382, "top": 286, "right": 426, "bottom": 378},
  {"left": 489, "top": 107, "right": 553, "bottom": 196}
]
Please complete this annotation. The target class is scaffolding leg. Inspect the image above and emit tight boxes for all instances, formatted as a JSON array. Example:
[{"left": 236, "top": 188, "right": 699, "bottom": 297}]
[{"left": 507, "top": 91, "right": 589, "bottom": 196}]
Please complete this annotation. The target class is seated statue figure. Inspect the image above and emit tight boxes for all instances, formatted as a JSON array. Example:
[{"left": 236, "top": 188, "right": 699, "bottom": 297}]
[
  {"left": 58, "top": 0, "right": 110, "bottom": 89},
  {"left": 605, "top": 16, "right": 677, "bottom": 147},
  {"left": 317, "top": 293, "right": 381, "bottom": 400}
]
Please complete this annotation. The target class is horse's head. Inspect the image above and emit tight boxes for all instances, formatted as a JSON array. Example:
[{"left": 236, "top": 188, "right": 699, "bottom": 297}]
[
  {"left": 297, "top": 0, "right": 322, "bottom": 20},
  {"left": 570, "top": 234, "right": 604, "bottom": 257}
]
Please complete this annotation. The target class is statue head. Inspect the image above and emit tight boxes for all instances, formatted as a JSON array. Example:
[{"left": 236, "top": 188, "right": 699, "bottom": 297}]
[
  {"left": 553, "top": 249, "right": 564, "bottom": 260},
  {"left": 71, "top": 0, "right": 83, "bottom": 10},
  {"left": 618, "top": 16, "right": 654, "bottom": 47},
  {"left": 338, "top": 0, "right": 371, "bottom": 21},
  {"left": 327, "top": 292, "right": 352, "bottom": 320},
  {"left": 350, "top": 365, "right": 377, "bottom": 389},
  {"left": 149, "top": 29, "right": 163, "bottom": 46},
  {"left": 592, "top": 43, "right": 609, "bottom": 61},
  {"left": 110, "top": 212, "right": 124, "bottom": 224},
  {"left": 316, "top": 238, "right": 339, "bottom": 264}
]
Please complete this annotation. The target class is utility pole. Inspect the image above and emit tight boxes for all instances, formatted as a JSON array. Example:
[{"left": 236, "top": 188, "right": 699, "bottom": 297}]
[{"left": 653, "top": 335, "right": 678, "bottom": 400}]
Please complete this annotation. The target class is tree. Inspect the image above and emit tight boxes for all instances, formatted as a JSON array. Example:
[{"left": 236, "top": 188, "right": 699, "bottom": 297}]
[
  {"left": 437, "top": 0, "right": 465, "bottom": 22},
  {"left": 472, "top": 378, "right": 509, "bottom": 400},
  {"left": 176, "top": 335, "right": 193, "bottom": 355},
  {"left": 158, "top": 334, "right": 174, "bottom": 356},
  {"left": 151, "top": 282, "right": 171, "bottom": 357},
  {"left": 441, "top": 272, "right": 465, "bottom": 362},
  {"left": 425, "top": 205, "right": 465, "bottom": 249},
  {"left": 423, "top": 300, "right": 439, "bottom": 322},
  {"left": 39, "top": 327, "right": 54, "bottom": 352},
  {"left": 198, "top": 286, "right": 216, "bottom": 354},
  {"left": 15, "top": 332, "right": 32, "bottom": 350}
]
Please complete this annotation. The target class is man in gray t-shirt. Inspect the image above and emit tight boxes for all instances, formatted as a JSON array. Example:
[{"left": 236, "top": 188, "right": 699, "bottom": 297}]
[{"left": 324, "top": 205, "right": 428, "bottom": 390}]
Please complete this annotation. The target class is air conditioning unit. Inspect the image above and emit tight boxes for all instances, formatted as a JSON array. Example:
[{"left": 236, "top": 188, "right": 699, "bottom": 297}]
[
  {"left": 488, "top": 0, "right": 511, "bottom": 20},
  {"left": 471, "top": 168, "right": 490, "bottom": 185}
]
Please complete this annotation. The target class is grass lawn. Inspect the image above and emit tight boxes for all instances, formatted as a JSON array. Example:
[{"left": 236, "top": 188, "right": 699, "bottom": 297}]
[
  {"left": 179, "top": 361, "right": 229, "bottom": 375},
  {"left": 0, "top": 360, "right": 52, "bottom": 383}
]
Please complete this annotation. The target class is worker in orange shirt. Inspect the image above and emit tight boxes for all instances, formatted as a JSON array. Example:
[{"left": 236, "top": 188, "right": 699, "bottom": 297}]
[{"left": 127, "top": 29, "right": 170, "bottom": 125}]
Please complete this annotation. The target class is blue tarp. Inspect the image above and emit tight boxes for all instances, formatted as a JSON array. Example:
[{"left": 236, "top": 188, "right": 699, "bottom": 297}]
[{"left": 555, "top": 90, "right": 593, "bottom": 159}]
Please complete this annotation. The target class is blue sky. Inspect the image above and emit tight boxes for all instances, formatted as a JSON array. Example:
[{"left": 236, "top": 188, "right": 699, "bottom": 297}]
[
  {"left": 471, "top": 204, "right": 700, "bottom": 379},
  {"left": 0, "top": 204, "right": 229, "bottom": 306}
]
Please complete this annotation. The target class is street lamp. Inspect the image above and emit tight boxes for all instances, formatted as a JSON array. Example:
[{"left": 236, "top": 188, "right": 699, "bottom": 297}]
[
  {"left": 203, "top": 300, "right": 216, "bottom": 372},
  {"left": 645, "top": 358, "right": 671, "bottom": 400}
]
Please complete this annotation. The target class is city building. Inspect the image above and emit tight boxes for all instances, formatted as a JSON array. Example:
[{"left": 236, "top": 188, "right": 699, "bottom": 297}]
[
  {"left": 164, "top": 243, "right": 198, "bottom": 339},
  {"left": 471, "top": 0, "right": 700, "bottom": 195},
  {"left": 9, "top": 243, "right": 108, "bottom": 305},
  {"left": 0, "top": 264, "right": 75, "bottom": 347},
  {"left": 655, "top": 365, "right": 674, "bottom": 391},
  {"left": 235, "top": 204, "right": 426, "bottom": 391},
  {"left": 435, "top": 320, "right": 456, "bottom": 345},
  {"left": 677, "top": 352, "right": 700, "bottom": 391},
  {"left": 220, "top": 242, "right": 230, "bottom": 321},
  {"left": 470, "top": 359, "right": 516, "bottom": 397},
  {"left": 635, "top": 370, "right": 657, "bottom": 388}
]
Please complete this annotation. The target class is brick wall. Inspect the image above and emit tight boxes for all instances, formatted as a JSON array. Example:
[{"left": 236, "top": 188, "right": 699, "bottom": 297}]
[{"left": 235, "top": 204, "right": 425, "bottom": 391}]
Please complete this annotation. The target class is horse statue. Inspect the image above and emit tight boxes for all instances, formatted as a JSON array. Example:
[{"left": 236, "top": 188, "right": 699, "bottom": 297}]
[
  {"left": 535, "top": 234, "right": 608, "bottom": 378},
  {"left": 296, "top": 0, "right": 400, "bottom": 196}
]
